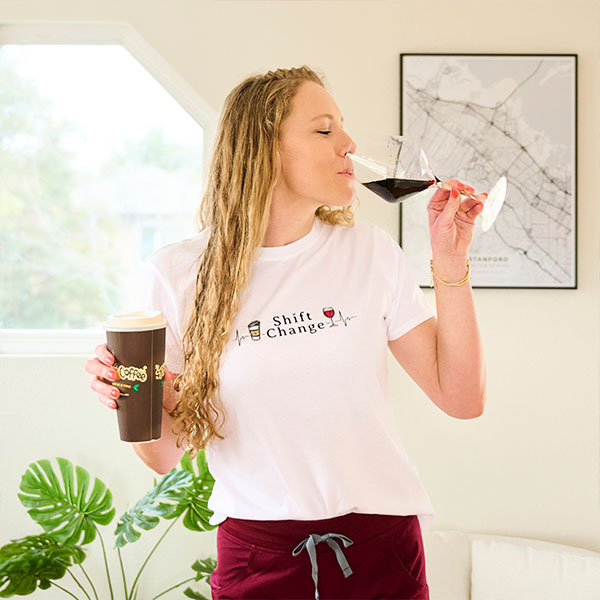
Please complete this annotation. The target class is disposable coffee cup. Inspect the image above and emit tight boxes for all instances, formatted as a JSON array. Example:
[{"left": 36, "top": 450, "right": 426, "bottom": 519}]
[{"left": 104, "top": 310, "right": 168, "bottom": 443}]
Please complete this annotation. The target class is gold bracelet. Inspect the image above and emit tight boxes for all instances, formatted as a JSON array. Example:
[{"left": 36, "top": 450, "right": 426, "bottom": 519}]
[{"left": 429, "top": 258, "right": 471, "bottom": 288}]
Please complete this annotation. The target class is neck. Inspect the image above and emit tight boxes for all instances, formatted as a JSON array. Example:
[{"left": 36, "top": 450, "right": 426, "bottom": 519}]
[
  {"left": 261, "top": 215, "right": 315, "bottom": 248},
  {"left": 261, "top": 194, "right": 317, "bottom": 247}
]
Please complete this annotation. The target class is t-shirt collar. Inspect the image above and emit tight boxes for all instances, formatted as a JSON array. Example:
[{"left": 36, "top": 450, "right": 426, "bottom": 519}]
[{"left": 257, "top": 218, "right": 323, "bottom": 261}]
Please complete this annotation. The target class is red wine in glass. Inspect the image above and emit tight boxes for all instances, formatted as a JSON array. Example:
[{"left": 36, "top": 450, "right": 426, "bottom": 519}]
[{"left": 362, "top": 177, "right": 437, "bottom": 203}]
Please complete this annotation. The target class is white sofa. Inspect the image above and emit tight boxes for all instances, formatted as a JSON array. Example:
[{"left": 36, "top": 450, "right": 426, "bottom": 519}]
[{"left": 422, "top": 530, "right": 600, "bottom": 600}]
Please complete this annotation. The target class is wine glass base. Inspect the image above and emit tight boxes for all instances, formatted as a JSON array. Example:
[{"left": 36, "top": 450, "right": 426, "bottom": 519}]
[{"left": 481, "top": 176, "right": 507, "bottom": 232}]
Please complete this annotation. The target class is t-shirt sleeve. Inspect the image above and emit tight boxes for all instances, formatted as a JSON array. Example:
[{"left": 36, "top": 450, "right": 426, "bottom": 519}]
[
  {"left": 382, "top": 232, "right": 436, "bottom": 341},
  {"left": 139, "top": 258, "right": 185, "bottom": 374}
]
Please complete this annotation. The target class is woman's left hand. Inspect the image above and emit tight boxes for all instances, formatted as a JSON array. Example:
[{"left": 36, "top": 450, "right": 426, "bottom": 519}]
[{"left": 427, "top": 179, "right": 487, "bottom": 258}]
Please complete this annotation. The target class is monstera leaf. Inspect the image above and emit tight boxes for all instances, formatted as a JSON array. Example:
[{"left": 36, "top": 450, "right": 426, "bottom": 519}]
[
  {"left": 0, "top": 533, "right": 85, "bottom": 597},
  {"left": 182, "top": 591, "right": 209, "bottom": 600},
  {"left": 17, "top": 458, "right": 115, "bottom": 546},
  {"left": 114, "top": 468, "right": 194, "bottom": 547},
  {"left": 182, "top": 557, "right": 217, "bottom": 600},
  {"left": 178, "top": 451, "right": 217, "bottom": 532}
]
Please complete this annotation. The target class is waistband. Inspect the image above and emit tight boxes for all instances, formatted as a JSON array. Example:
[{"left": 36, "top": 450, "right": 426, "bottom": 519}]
[{"left": 219, "top": 511, "right": 416, "bottom": 553}]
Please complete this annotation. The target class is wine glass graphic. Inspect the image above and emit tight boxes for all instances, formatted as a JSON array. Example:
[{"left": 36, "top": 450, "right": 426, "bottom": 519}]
[{"left": 323, "top": 306, "right": 337, "bottom": 327}]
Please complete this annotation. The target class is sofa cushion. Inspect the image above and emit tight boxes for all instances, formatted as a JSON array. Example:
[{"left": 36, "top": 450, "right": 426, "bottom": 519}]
[
  {"left": 422, "top": 530, "right": 471, "bottom": 600},
  {"left": 470, "top": 535, "right": 600, "bottom": 600}
]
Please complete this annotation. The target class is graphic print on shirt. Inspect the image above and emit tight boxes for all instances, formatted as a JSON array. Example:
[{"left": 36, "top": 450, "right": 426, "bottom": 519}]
[{"left": 232, "top": 306, "right": 358, "bottom": 346}]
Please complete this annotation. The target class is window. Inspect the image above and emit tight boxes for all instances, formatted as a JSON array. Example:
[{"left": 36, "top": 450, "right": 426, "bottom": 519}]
[{"left": 0, "top": 23, "right": 217, "bottom": 354}]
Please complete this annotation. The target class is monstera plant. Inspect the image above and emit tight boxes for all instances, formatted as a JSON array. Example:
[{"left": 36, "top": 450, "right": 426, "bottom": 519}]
[{"left": 0, "top": 451, "right": 217, "bottom": 599}]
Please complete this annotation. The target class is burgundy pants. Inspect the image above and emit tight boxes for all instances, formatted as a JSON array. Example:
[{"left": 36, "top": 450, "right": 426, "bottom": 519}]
[{"left": 210, "top": 512, "right": 430, "bottom": 600}]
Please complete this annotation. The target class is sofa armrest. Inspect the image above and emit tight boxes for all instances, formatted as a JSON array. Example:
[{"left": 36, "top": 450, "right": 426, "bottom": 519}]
[
  {"left": 422, "top": 530, "right": 472, "bottom": 600},
  {"left": 469, "top": 534, "right": 600, "bottom": 600}
]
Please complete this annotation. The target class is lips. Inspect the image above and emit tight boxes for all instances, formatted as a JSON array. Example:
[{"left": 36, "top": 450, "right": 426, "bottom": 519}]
[{"left": 338, "top": 170, "right": 354, "bottom": 176}]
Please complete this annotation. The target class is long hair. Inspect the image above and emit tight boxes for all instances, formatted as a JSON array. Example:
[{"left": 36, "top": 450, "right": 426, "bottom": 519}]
[{"left": 170, "top": 65, "right": 359, "bottom": 457}]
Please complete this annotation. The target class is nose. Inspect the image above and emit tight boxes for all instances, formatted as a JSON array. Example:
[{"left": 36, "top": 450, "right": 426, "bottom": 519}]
[
  {"left": 342, "top": 133, "right": 356, "bottom": 173},
  {"left": 338, "top": 130, "right": 356, "bottom": 157}
]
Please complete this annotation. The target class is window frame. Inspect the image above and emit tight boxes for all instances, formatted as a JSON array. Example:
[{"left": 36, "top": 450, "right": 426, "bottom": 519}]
[{"left": 0, "top": 22, "right": 217, "bottom": 356}]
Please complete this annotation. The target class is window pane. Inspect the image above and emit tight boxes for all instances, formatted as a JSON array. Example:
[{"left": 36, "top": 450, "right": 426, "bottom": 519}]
[{"left": 0, "top": 44, "right": 203, "bottom": 330}]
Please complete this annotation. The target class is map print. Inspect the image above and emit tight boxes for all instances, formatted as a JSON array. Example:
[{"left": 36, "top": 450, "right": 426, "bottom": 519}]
[{"left": 400, "top": 55, "right": 576, "bottom": 288}]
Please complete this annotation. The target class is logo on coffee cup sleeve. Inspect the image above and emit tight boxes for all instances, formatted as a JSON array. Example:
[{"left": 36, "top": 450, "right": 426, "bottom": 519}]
[
  {"left": 117, "top": 364, "right": 147, "bottom": 383},
  {"left": 155, "top": 362, "right": 166, "bottom": 380}
]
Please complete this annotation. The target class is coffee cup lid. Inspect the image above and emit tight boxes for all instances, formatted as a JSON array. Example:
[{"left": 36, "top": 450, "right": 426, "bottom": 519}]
[{"left": 104, "top": 310, "right": 168, "bottom": 332}]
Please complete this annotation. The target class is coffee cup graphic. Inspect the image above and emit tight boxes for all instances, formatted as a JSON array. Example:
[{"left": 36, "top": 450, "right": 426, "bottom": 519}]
[{"left": 248, "top": 320, "right": 261, "bottom": 341}]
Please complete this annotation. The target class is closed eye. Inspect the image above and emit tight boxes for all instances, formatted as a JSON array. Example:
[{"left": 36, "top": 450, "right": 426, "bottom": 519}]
[{"left": 317, "top": 131, "right": 332, "bottom": 135}]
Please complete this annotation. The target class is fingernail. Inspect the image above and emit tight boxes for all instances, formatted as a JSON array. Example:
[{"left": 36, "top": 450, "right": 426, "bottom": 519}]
[
  {"left": 451, "top": 188, "right": 459, "bottom": 198},
  {"left": 104, "top": 356, "right": 113, "bottom": 366},
  {"left": 111, "top": 388, "right": 119, "bottom": 398},
  {"left": 107, "top": 370, "right": 117, "bottom": 381},
  {"left": 109, "top": 402, "right": 117, "bottom": 409}
]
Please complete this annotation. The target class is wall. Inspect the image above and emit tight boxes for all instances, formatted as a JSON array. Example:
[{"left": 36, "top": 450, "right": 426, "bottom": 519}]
[{"left": 1, "top": 0, "right": 599, "bottom": 598}]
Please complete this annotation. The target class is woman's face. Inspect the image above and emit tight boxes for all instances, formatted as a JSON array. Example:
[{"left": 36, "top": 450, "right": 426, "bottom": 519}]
[{"left": 274, "top": 81, "right": 357, "bottom": 209}]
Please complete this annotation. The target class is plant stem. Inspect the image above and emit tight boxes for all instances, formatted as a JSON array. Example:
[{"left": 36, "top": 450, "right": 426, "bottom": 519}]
[
  {"left": 67, "top": 568, "right": 91, "bottom": 600},
  {"left": 50, "top": 581, "right": 82, "bottom": 599},
  {"left": 150, "top": 577, "right": 195, "bottom": 600},
  {"left": 118, "top": 546, "right": 129, "bottom": 598},
  {"left": 79, "top": 564, "right": 99, "bottom": 600},
  {"left": 94, "top": 525, "right": 115, "bottom": 600},
  {"left": 128, "top": 516, "right": 180, "bottom": 600}
]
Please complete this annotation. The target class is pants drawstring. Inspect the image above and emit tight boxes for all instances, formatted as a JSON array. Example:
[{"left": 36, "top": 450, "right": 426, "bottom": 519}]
[{"left": 292, "top": 532, "right": 354, "bottom": 600}]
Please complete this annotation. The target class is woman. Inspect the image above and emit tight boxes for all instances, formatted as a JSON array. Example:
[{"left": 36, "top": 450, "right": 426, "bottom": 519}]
[{"left": 86, "top": 65, "right": 487, "bottom": 600}]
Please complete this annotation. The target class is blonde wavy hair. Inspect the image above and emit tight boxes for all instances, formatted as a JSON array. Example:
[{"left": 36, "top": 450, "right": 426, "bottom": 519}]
[{"left": 170, "top": 65, "right": 359, "bottom": 458}]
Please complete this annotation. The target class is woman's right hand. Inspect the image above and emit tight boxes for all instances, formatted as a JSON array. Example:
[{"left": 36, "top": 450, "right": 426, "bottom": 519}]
[
  {"left": 85, "top": 343, "right": 180, "bottom": 413},
  {"left": 85, "top": 343, "right": 120, "bottom": 410}
]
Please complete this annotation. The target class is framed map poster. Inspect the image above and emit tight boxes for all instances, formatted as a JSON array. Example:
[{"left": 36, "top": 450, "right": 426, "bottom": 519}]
[{"left": 399, "top": 53, "right": 577, "bottom": 289}]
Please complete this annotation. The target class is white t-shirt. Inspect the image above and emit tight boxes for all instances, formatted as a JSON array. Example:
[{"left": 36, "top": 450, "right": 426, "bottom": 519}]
[{"left": 140, "top": 217, "right": 437, "bottom": 530}]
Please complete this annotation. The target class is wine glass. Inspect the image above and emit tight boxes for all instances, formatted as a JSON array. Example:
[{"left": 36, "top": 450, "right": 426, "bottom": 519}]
[
  {"left": 322, "top": 306, "right": 337, "bottom": 327},
  {"left": 346, "top": 135, "right": 506, "bottom": 232}
]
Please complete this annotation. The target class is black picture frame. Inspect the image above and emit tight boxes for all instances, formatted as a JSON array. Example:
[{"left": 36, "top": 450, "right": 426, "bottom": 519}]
[{"left": 399, "top": 53, "right": 578, "bottom": 289}]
